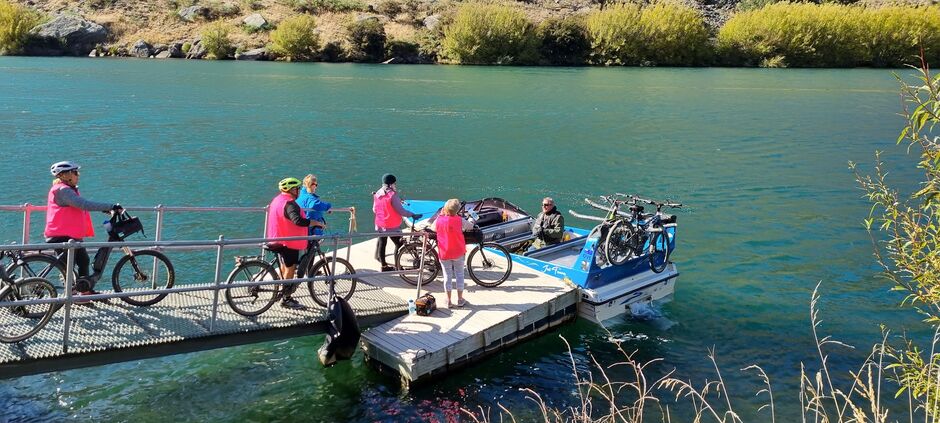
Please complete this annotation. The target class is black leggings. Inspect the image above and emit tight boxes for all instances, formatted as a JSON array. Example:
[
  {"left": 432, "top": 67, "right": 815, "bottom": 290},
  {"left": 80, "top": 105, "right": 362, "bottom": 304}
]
[
  {"left": 375, "top": 235, "right": 403, "bottom": 265},
  {"left": 46, "top": 236, "right": 90, "bottom": 278}
]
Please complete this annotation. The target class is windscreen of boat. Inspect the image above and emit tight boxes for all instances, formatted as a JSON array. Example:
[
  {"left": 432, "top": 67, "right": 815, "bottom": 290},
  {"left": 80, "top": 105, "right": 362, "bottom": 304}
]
[{"left": 422, "top": 198, "right": 531, "bottom": 227}]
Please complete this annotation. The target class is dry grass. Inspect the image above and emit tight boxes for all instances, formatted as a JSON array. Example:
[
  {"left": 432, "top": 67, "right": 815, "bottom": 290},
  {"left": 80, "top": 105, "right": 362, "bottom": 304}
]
[{"left": 461, "top": 284, "right": 907, "bottom": 423}]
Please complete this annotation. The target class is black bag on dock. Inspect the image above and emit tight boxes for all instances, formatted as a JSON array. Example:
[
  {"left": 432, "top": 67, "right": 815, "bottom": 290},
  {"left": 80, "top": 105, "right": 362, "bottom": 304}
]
[
  {"left": 415, "top": 293, "right": 436, "bottom": 316},
  {"left": 318, "top": 296, "right": 361, "bottom": 367}
]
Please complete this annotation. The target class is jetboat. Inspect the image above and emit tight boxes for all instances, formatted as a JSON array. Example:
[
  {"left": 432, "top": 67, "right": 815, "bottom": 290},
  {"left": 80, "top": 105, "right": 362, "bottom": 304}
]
[{"left": 403, "top": 198, "right": 679, "bottom": 325}]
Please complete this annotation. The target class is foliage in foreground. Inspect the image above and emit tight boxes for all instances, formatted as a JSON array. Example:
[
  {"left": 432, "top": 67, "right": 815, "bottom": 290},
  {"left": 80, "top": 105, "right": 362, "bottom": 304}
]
[
  {"left": 852, "top": 61, "right": 940, "bottom": 416},
  {"left": 718, "top": 2, "right": 940, "bottom": 67},
  {"left": 269, "top": 15, "right": 320, "bottom": 61},
  {"left": 441, "top": 2, "right": 538, "bottom": 65},
  {"left": 200, "top": 21, "right": 233, "bottom": 60},
  {"left": 0, "top": 0, "right": 41, "bottom": 55}
]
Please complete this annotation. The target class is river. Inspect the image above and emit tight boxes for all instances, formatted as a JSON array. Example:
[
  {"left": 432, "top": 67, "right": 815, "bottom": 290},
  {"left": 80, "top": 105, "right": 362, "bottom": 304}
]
[{"left": 0, "top": 57, "right": 926, "bottom": 421}]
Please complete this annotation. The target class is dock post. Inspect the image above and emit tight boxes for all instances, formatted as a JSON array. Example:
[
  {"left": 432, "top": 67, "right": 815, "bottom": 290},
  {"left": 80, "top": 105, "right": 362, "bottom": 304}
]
[
  {"left": 415, "top": 232, "right": 428, "bottom": 299},
  {"left": 61, "top": 242, "right": 75, "bottom": 353},
  {"left": 209, "top": 235, "right": 225, "bottom": 332},
  {"left": 20, "top": 203, "right": 31, "bottom": 244}
]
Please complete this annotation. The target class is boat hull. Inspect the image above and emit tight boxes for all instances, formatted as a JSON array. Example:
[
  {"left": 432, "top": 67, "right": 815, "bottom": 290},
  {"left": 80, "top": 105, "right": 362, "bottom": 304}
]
[{"left": 577, "top": 263, "right": 678, "bottom": 324}]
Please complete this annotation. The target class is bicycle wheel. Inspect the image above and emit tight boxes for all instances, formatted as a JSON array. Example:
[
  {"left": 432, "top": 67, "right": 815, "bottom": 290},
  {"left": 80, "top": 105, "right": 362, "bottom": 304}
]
[
  {"left": 466, "top": 243, "right": 513, "bottom": 288},
  {"left": 307, "top": 257, "right": 358, "bottom": 307},
  {"left": 605, "top": 220, "right": 639, "bottom": 266},
  {"left": 6, "top": 254, "right": 71, "bottom": 294},
  {"left": 225, "top": 260, "right": 280, "bottom": 317},
  {"left": 0, "top": 277, "right": 57, "bottom": 343},
  {"left": 648, "top": 228, "right": 671, "bottom": 273},
  {"left": 394, "top": 242, "right": 440, "bottom": 286},
  {"left": 111, "top": 250, "right": 175, "bottom": 307}
]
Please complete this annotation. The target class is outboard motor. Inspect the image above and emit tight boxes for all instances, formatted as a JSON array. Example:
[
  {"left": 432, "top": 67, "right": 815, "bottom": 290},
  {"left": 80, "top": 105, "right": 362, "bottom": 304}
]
[{"left": 318, "top": 296, "right": 361, "bottom": 367}]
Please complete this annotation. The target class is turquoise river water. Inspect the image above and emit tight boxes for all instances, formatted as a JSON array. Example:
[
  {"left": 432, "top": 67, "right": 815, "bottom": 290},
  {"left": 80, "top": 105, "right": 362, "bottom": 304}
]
[{"left": 0, "top": 57, "right": 928, "bottom": 422}]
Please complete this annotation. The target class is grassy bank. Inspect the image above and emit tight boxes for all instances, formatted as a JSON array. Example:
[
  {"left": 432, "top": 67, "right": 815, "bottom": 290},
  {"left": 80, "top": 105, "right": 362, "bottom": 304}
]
[{"left": 1, "top": 0, "right": 939, "bottom": 66}]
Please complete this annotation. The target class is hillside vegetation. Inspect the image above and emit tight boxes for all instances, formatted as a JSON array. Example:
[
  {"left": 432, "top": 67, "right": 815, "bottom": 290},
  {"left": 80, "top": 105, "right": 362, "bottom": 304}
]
[{"left": 1, "top": 0, "right": 939, "bottom": 66}]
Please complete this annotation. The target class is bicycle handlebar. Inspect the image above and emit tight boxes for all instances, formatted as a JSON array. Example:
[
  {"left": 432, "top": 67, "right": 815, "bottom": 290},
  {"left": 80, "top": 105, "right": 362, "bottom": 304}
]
[{"left": 568, "top": 210, "right": 607, "bottom": 222}]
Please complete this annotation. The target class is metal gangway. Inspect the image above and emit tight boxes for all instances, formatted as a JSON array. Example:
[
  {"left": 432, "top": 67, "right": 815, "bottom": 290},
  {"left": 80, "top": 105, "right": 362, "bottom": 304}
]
[{"left": 0, "top": 204, "right": 429, "bottom": 379}]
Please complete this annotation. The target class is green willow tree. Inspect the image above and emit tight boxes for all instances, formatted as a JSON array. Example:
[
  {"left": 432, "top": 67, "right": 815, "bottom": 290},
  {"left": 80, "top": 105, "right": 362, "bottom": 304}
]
[{"left": 852, "top": 59, "right": 940, "bottom": 416}]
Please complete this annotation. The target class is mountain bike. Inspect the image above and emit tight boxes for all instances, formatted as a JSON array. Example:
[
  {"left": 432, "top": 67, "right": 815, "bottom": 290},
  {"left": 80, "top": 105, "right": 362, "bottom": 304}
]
[
  {"left": 225, "top": 239, "right": 358, "bottom": 317},
  {"left": 394, "top": 215, "right": 513, "bottom": 288},
  {"left": 582, "top": 195, "right": 636, "bottom": 267},
  {"left": 5, "top": 211, "right": 175, "bottom": 307},
  {"left": 0, "top": 250, "right": 58, "bottom": 343},
  {"left": 605, "top": 196, "right": 681, "bottom": 273}
]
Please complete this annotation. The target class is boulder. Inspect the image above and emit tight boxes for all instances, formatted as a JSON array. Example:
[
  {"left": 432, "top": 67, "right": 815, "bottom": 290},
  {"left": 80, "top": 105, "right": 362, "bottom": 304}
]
[
  {"left": 131, "top": 39, "right": 152, "bottom": 58},
  {"left": 168, "top": 42, "right": 184, "bottom": 58},
  {"left": 423, "top": 14, "right": 441, "bottom": 31},
  {"left": 178, "top": 5, "right": 208, "bottom": 22},
  {"left": 28, "top": 14, "right": 108, "bottom": 56},
  {"left": 88, "top": 48, "right": 98, "bottom": 57},
  {"left": 154, "top": 50, "right": 172, "bottom": 59},
  {"left": 186, "top": 41, "right": 206, "bottom": 59},
  {"left": 242, "top": 13, "right": 267, "bottom": 30},
  {"left": 235, "top": 47, "right": 267, "bottom": 61},
  {"left": 152, "top": 44, "right": 168, "bottom": 54}
]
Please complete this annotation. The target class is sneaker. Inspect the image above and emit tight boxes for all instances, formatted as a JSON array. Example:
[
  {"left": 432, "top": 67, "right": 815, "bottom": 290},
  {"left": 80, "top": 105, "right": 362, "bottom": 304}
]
[
  {"left": 79, "top": 290, "right": 111, "bottom": 305},
  {"left": 280, "top": 297, "right": 306, "bottom": 310},
  {"left": 380, "top": 264, "right": 396, "bottom": 272},
  {"left": 457, "top": 299, "right": 467, "bottom": 308}
]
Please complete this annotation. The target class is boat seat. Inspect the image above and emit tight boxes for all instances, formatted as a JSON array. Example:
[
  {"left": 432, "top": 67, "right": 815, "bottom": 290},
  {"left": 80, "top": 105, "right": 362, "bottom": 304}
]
[
  {"left": 660, "top": 214, "right": 677, "bottom": 224},
  {"left": 474, "top": 209, "right": 504, "bottom": 227}
]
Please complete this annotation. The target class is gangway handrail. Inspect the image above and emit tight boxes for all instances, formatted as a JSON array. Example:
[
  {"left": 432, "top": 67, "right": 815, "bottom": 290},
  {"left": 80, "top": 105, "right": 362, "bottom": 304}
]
[
  {"left": 0, "top": 203, "right": 357, "bottom": 245},
  {"left": 0, "top": 229, "right": 433, "bottom": 354}
]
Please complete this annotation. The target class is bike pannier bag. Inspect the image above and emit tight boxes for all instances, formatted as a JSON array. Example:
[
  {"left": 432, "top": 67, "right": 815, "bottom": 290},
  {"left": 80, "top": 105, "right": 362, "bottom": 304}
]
[{"left": 415, "top": 293, "right": 436, "bottom": 316}]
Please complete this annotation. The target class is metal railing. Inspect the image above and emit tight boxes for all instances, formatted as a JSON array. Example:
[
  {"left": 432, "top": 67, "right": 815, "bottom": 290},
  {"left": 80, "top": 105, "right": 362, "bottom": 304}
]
[
  {"left": 0, "top": 229, "right": 432, "bottom": 353},
  {"left": 0, "top": 203, "right": 359, "bottom": 252}
]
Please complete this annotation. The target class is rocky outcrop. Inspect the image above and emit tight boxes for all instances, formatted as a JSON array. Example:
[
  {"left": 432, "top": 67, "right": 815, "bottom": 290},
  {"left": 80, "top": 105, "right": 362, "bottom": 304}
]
[
  {"left": 186, "top": 39, "right": 206, "bottom": 59},
  {"left": 131, "top": 39, "right": 152, "bottom": 58},
  {"left": 154, "top": 50, "right": 172, "bottom": 59},
  {"left": 423, "top": 14, "right": 441, "bottom": 31},
  {"left": 178, "top": 5, "right": 208, "bottom": 22},
  {"left": 168, "top": 42, "right": 184, "bottom": 58},
  {"left": 235, "top": 47, "right": 267, "bottom": 60},
  {"left": 242, "top": 13, "right": 268, "bottom": 30},
  {"left": 27, "top": 14, "right": 108, "bottom": 56}
]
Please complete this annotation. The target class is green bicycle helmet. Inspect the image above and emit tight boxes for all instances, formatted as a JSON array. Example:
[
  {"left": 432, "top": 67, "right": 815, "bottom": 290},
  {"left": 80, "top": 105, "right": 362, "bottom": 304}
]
[{"left": 278, "top": 177, "right": 302, "bottom": 192}]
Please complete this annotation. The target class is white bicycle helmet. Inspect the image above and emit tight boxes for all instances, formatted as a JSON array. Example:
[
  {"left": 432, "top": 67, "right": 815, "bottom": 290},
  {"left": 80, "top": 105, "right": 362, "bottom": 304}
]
[{"left": 50, "top": 161, "right": 80, "bottom": 176}]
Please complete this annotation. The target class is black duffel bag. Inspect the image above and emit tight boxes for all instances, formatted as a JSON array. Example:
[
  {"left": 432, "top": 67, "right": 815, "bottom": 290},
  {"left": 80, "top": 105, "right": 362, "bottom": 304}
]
[{"left": 108, "top": 211, "right": 145, "bottom": 240}]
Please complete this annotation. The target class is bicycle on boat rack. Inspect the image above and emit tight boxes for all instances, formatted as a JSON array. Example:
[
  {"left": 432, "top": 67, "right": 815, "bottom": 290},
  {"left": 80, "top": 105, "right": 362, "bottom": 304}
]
[
  {"left": 3, "top": 211, "right": 175, "bottom": 307},
  {"left": 225, "top": 238, "right": 359, "bottom": 317},
  {"left": 394, "top": 209, "right": 514, "bottom": 288},
  {"left": 0, "top": 250, "right": 58, "bottom": 343},
  {"left": 602, "top": 195, "right": 681, "bottom": 273}
]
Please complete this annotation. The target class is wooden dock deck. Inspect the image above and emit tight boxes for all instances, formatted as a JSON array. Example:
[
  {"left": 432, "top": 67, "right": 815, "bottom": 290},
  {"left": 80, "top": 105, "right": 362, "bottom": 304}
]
[{"left": 347, "top": 239, "right": 580, "bottom": 386}]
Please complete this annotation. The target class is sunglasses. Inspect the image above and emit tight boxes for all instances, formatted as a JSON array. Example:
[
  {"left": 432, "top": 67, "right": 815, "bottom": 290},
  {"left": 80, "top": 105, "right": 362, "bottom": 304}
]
[{"left": 542, "top": 203, "right": 553, "bottom": 206}]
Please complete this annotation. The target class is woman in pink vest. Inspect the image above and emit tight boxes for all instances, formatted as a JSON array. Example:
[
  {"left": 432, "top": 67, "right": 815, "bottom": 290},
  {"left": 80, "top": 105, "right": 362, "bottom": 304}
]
[
  {"left": 267, "top": 177, "right": 325, "bottom": 310},
  {"left": 373, "top": 174, "right": 420, "bottom": 271},
  {"left": 44, "top": 161, "right": 121, "bottom": 295},
  {"left": 435, "top": 199, "right": 474, "bottom": 308}
]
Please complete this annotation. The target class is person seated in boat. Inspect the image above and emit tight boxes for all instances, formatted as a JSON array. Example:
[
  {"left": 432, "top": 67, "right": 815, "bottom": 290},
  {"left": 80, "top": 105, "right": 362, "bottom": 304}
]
[
  {"left": 436, "top": 199, "right": 475, "bottom": 308},
  {"left": 298, "top": 174, "right": 349, "bottom": 242},
  {"left": 531, "top": 197, "right": 565, "bottom": 249},
  {"left": 267, "top": 177, "right": 325, "bottom": 310},
  {"left": 45, "top": 161, "right": 123, "bottom": 299},
  {"left": 373, "top": 174, "right": 421, "bottom": 271}
]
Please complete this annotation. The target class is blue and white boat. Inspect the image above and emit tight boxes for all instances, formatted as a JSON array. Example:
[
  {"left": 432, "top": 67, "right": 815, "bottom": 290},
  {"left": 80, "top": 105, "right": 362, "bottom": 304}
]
[{"left": 405, "top": 198, "right": 679, "bottom": 325}]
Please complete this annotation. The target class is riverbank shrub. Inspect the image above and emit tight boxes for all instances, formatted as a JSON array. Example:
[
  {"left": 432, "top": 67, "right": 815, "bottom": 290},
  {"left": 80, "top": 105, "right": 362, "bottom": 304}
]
[
  {"left": 0, "top": 0, "right": 41, "bottom": 55},
  {"left": 537, "top": 17, "right": 590, "bottom": 65},
  {"left": 347, "top": 18, "right": 386, "bottom": 62},
  {"left": 269, "top": 15, "right": 320, "bottom": 61},
  {"left": 200, "top": 22, "right": 234, "bottom": 59},
  {"left": 640, "top": 1, "right": 711, "bottom": 66},
  {"left": 291, "top": 0, "right": 366, "bottom": 13},
  {"left": 861, "top": 6, "right": 940, "bottom": 67},
  {"left": 717, "top": 2, "right": 867, "bottom": 67},
  {"left": 441, "top": 3, "right": 538, "bottom": 65},
  {"left": 586, "top": 3, "right": 643, "bottom": 65}
]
